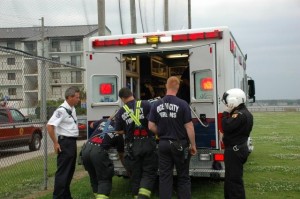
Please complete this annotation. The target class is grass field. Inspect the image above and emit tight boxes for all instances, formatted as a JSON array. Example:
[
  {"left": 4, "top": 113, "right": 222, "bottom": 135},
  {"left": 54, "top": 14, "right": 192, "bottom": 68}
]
[{"left": 2, "top": 112, "right": 300, "bottom": 198}]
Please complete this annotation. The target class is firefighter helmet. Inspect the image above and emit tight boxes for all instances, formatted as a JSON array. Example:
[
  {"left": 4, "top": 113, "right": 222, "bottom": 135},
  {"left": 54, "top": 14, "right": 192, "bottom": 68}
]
[{"left": 222, "top": 88, "right": 246, "bottom": 109}]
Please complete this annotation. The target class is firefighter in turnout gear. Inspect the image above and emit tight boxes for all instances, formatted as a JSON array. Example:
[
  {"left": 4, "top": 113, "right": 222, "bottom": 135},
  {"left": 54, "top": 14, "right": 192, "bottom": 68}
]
[
  {"left": 115, "top": 87, "right": 158, "bottom": 199},
  {"left": 82, "top": 118, "right": 124, "bottom": 199},
  {"left": 221, "top": 88, "right": 253, "bottom": 199}
]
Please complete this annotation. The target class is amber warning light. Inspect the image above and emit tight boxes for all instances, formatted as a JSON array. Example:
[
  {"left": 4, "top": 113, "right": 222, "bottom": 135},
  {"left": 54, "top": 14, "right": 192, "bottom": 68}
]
[
  {"left": 201, "top": 77, "right": 213, "bottom": 91},
  {"left": 99, "top": 83, "right": 113, "bottom": 95}
]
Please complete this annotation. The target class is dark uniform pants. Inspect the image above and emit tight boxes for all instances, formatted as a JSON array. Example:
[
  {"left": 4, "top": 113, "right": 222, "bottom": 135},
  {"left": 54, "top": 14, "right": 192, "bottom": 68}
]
[
  {"left": 82, "top": 143, "right": 114, "bottom": 195},
  {"left": 53, "top": 138, "right": 77, "bottom": 199},
  {"left": 158, "top": 139, "right": 191, "bottom": 199},
  {"left": 128, "top": 137, "right": 158, "bottom": 196},
  {"left": 224, "top": 145, "right": 249, "bottom": 199}
]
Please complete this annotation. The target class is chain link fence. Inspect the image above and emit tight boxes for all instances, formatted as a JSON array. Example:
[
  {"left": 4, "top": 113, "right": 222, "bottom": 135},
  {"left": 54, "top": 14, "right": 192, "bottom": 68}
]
[
  {"left": 0, "top": 47, "right": 85, "bottom": 198},
  {"left": 248, "top": 106, "right": 300, "bottom": 112}
]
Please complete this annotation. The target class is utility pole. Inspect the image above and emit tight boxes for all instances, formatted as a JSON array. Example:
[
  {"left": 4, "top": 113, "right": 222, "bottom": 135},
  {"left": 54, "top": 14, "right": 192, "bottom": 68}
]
[
  {"left": 40, "top": 17, "right": 46, "bottom": 129},
  {"left": 130, "top": 0, "right": 137, "bottom": 33},
  {"left": 40, "top": 16, "right": 48, "bottom": 190},
  {"left": 188, "top": 0, "right": 191, "bottom": 29},
  {"left": 164, "top": 0, "right": 169, "bottom": 31},
  {"left": 97, "top": 0, "right": 105, "bottom": 36}
]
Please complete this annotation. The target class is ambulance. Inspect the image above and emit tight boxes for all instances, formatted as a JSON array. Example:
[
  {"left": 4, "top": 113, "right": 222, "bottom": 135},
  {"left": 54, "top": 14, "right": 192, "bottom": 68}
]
[{"left": 83, "top": 26, "right": 255, "bottom": 178}]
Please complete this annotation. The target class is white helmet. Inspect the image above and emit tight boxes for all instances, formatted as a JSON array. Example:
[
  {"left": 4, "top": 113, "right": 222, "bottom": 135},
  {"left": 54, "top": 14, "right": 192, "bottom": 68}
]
[{"left": 222, "top": 88, "right": 246, "bottom": 109}]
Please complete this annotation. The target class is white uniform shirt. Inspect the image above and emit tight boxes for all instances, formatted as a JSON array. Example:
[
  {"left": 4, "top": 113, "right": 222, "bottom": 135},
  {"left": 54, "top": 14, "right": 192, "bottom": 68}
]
[{"left": 47, "top": 101, "right": 79, "bottom": 137}]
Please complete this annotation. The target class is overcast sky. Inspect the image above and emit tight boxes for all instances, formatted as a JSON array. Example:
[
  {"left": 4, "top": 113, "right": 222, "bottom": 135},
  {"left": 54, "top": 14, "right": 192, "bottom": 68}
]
[{"left": 0, "top": 0, "right": 299, "bottom": 100}]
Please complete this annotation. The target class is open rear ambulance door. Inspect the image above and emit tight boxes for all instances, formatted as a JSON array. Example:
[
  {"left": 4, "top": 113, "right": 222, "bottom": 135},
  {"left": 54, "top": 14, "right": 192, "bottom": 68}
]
[
  {"left": 86, "top": 52, "right": 122, "bottom": 125},
  {"left": 189, "top": 44, "right": 220, "bottom": 149}
]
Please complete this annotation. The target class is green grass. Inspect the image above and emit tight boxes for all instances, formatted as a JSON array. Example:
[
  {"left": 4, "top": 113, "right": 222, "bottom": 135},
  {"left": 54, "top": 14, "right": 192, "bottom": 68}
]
[
  {"left": 1, "top": 112, "right": 300, "bottom": 198},
  {"left": 243, "top": 112, "right": 300, "bottom": 199},
  {"left": 0, "top": 152, "right": 84, "bottom": 198}
]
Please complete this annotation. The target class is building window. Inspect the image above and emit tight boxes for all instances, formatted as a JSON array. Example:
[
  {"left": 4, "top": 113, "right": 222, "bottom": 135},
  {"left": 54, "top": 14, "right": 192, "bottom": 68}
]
[
  {"left": 8, "top": 88, "right": 17, "bottom": 95},
  {"left": 52, "top": 72, "right": 60, "bottom": 79},
  {"left": 52, "top": 40, "right": 60, "bottom": 51},
  {"left": 71, "top": 56, "right": 81, "bottom": 66},
  {"left": 24, "top": 42, "right": 36, "bottom": 55},
  {"left": 8, "top": 73, "right": 16, "bottom": 80},
  {"left": 7, "top": 42, "right": 15, "bottom": 49},
  {"left": 51, "top": 56, "right": 60, "bottom": 62},
  {"left": 71, "top": 71, "right": 82, "bottom": 83},
  {"left": 71, "top": 40, "right": 81, "bottom": 51},
  {"left": 52, "top": 86, "right": 62, "bottom": 97},
  {"left": 7, "top": 58, "right": 15, "bottom": 65}
]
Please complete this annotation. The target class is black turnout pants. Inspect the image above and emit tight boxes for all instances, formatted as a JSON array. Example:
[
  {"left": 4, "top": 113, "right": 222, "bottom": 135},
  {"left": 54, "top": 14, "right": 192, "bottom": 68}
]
[
  {"left": 82, "top": 143, "right": 114, "bottom": 195},
  {"left": 158, "top": 139, "right": 191, "bottom": 199},
  {"left": 53, "top": 138, "right": 77, "bottom": 199},
  {"left": 224, "top": 146, "right": 249, "bottom": 199},
  {"left": 129, "top": 137, "right": 158, "bottom": 196}
]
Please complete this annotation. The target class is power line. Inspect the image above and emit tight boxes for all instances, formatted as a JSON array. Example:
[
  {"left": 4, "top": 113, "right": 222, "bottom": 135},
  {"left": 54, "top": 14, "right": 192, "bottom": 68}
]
[
  {"left": 81, "top": 0, "right": 91, "bottom": 32},
  {"left": 153, "top": 0, "right": 156, "bottom": 31},
  {"left": 138, "top": 0, "right": 144, "bottom": 33},
  {"left": 118, "top": 0, "right": 124, "bottom": 34},
  {"left": 143, "top": 0, "right": 148, "bottom": 32}
]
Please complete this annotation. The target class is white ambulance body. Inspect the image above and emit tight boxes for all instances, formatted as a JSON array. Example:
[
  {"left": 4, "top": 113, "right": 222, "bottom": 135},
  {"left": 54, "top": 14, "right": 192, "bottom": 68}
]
[{"left": 84, "top": 26, "right": 255, "bottom": 179}]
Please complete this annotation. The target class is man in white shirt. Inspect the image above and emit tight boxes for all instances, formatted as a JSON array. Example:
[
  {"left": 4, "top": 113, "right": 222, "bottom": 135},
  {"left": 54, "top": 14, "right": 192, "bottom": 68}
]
[{"left": 47, "top": 86, "right": 80, "bottom": 199}]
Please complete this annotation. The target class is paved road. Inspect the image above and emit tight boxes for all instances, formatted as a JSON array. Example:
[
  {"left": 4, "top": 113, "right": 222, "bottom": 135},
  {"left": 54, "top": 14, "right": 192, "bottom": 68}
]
[{"left": 0, "top": 134, "right": 86, "bottom": 168}]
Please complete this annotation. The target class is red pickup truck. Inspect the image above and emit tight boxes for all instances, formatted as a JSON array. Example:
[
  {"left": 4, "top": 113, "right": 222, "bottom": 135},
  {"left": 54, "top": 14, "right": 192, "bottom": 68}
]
[{"left": 0, "top": 107, "right": 43, "bottom": 151}]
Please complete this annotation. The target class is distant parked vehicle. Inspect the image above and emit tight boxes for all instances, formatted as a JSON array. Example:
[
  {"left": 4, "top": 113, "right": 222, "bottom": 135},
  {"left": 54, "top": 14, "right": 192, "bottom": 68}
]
[
  {"left": 0, "top": 107, "right": 43, "bottom": 151},
  {"left": 77, "top": 116, "right": 87, "bottom": 140}
]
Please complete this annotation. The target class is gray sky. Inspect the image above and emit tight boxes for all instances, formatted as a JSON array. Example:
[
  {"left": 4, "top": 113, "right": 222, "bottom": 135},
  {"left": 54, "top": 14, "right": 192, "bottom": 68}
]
[{"left": 0, "top": 0, "right": 299, "bottom": 100}]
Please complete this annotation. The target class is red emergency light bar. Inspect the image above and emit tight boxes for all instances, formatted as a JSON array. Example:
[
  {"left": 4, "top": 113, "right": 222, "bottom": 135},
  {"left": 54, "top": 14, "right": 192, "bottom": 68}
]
[
  {"left": 93, "top": 38, "right": 134, "bottom": 47},
  {"left": 173, "top": 30, "right": 222, "bottom": 42},
  {"left": 92, "top": 30, "right": 223, "bottom": 48}
]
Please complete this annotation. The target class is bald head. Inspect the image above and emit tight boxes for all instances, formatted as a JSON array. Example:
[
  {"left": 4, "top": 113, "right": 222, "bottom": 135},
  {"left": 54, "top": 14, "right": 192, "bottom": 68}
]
[{"left": 166, "top": 76, "right": 180, "bottom": 93}]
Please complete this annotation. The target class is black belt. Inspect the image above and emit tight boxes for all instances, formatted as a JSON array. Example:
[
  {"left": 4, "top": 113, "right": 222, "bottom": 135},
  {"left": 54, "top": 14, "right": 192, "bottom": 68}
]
[
  {"left": 87, "top": 142, "right": 107, "bottom": 151},
  {"left": 134, "top": 136, "right": 149, "bottom": 139},
  {"left": 88, "top": 141, "right": 101, "bottom": 147},
  {"left": 227, "top": 142, "right": 248, "bottom": 151},
  {"left": 58, "top": 135, "right": 77, "bottom": 140}
]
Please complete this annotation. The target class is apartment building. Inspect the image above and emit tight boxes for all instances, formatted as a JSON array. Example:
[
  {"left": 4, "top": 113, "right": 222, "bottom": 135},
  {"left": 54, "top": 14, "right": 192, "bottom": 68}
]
[{"left": 0, "top": 25, "right": 110, "bottom": 109}]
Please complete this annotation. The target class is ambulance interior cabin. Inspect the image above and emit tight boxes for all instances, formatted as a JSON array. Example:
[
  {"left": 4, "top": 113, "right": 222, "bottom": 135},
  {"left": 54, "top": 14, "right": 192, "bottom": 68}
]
[{"left": 123, "top": 50, "right": 189, "bottom": 102}]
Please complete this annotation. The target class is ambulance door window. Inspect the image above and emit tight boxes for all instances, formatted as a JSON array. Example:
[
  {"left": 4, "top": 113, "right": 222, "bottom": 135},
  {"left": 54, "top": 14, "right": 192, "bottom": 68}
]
[
  {"left": 91, "top": 75, "right": 118, "bottom": 103},
  {"left": 194, "top": 69, "right": 213, "bottom": 100}
]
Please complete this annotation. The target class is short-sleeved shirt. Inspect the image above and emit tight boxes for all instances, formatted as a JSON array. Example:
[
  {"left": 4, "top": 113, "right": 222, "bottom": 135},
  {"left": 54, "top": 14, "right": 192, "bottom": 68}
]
[
  {"left": 89, "top": 119, "right": 124, "bottom": 152},
  {"left": 47, "top": 101, "right": 79, "bottom": 137},
  {"left": 114, "top": 99, "right": 152, "bottom": 141},
  {"left": 148, "top": 95, "right": 191, "bottom": 140}
]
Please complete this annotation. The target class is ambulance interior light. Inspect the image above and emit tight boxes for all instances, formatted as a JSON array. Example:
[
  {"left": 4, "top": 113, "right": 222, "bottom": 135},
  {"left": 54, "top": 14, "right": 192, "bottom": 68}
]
[{"left": 166, "top": 53, "right": 189, "bottom": 58}]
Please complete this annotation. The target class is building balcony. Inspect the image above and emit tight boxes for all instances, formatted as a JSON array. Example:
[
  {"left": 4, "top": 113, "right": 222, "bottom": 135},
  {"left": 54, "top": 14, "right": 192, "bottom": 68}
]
[
  {"left": 0, "top": 79, "right": 23, "bottom": 86},
  {"left": 0, "top": 62, "right": 23, "bottom": 70},
  {"left": 51, "top": 78, "right": 84, "bottom": 85},
  {"left": 48, "top": 44, "right": 83, "bottom": 53}
]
